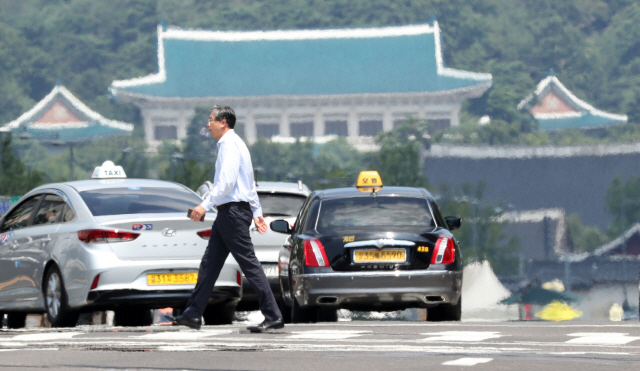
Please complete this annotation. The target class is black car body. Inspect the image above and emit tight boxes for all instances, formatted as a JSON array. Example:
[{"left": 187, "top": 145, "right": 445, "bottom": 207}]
[{"left": 271, "top": 186, "right": 463, "bottom": 322}]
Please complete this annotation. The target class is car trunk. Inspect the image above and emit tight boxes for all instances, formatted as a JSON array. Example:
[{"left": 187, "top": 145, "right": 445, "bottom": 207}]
[
  {"left": 251, "top": 216, "right": 295, "bottom": 262},
  {"left": 95, "top": 213, "right": 212, "bottom": 260},
  {"left": 315, "top": 230, "right": 440, "bottom": 271}
]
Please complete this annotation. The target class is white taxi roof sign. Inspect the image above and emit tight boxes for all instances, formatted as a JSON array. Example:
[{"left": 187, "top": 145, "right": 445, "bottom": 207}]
[
  {"left": 356, "top": 171, "right": 383, "bottom": 193},
  {"left": 91, "top": 160, "right": 127, "bottom": 179}
]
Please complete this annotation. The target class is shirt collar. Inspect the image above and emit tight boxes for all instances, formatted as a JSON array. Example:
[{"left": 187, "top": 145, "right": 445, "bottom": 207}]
[{"left": 217, "top": 129, "right": 235, "bottom": 146}]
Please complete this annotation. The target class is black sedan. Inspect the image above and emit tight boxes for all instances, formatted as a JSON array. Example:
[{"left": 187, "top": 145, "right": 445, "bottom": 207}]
[{"left": 271, "top": 173, "right": 462, "bottom": 323}]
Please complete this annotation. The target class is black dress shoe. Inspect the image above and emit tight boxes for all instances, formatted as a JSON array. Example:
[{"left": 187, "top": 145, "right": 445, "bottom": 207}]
[
  {"left": 247, "top": 318, "right": 284, "bottom": 333},
  {"left": 167, "top": 314, "right": 202, "bottom": 330}
]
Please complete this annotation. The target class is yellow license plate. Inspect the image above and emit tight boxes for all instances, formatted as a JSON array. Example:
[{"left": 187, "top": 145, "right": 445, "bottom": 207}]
[
  {"left": 147, "top": 272, "right": 198, "bottom": 285},
  {"left": 354, "top": 249, "right": 406, "bottom": 263}
]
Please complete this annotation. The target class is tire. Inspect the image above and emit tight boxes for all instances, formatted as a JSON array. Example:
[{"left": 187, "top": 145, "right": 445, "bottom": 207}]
[
  {"left": 317, "top": 307, "right": 338, "bottom": 322},
  {"left": 290, "top": 285, "right": 315, "bottom": 323},
  {"left": 278, "top": 300, "right": 292, "bottom": 324},
  {"left": 0, "top": 312, "right": 4, "bottom": 328},
  {"left": 6, "top": 313, "right": 27, "bottom": 329},
  {"left": 427, "top": 297, "right": 461, "bottom": 322},
  {"left": 203, "top": 301, "right": 237, "bottom": 325},
  {"left": 113, "top": 307, "right": 154, "bottom": 327},
  {"left": 43, "top": 266, "right": 79, "bottom": 328}
]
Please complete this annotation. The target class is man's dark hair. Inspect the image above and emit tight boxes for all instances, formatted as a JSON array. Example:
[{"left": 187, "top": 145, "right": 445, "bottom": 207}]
[{"left": 212, "top": 105, "right": 236, "bottom": 129}]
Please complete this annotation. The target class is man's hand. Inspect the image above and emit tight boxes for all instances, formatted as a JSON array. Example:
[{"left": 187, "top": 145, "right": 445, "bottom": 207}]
[
  {"left": 190, "top": 205, "right": 206, "bottom": 222},
  {"left": 254, "top": 216, "right": 268, "bottom": 234}
]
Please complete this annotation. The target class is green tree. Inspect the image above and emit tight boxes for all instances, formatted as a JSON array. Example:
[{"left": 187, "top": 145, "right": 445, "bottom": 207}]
[
  {"left": 0, "top": 134, "right": 45, "bottom": 195},
  {"left": 605, "top": 174, "right": 640, "bottom": 237},
  {"left": 566, "top": 213, "right": 608, "bottom": 253},
  {"left": 372, "top": 119, "right": 429, "bottom": 188},
  {"left": 436, "top": 182, "right": 520, "bottom": 276}
]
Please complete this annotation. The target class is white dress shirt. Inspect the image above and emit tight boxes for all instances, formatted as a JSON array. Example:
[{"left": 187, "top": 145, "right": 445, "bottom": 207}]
[{"left": 200, "top": 129, "right": 263, "bottom": 218}]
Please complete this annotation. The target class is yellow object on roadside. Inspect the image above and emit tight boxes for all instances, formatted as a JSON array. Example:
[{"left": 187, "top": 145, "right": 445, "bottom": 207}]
[{"left": 535, "top": 300, "right": 583, "bottom": 321}]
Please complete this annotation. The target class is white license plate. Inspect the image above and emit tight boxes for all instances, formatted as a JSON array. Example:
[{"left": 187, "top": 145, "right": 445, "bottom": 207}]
[{"left": 262, "top": 264, "right": 278, "bottom": 278}]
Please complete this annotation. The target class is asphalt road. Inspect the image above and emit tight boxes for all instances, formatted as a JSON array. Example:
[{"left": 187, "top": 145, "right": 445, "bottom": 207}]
[{"left": 1, "top": 321, "right": 639, "bottom": 370}]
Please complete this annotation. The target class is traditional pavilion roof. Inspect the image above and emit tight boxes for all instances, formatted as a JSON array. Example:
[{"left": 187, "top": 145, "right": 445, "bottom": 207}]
[
  {"left": 110, "top": 21, "right": 492, "bottom": 99},
  {"left": 0, "top": 85, "right": 133, "bottom": 142},
  {"left": 518, "top": 74, "right": 628, "bottom": 130}
]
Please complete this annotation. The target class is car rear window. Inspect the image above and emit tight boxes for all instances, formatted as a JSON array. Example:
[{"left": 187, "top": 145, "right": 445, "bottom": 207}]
[
  {"left": 258, "top": 193, "right": 307, "bottom": 217},
  {"left": 316, "top": 196, "right": 434, "bottom": 233},
  {"left": 80, "top": 187, "right": 202, "bottom": 216}
]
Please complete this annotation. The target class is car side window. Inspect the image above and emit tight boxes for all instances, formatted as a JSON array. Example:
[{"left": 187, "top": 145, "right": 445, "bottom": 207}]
[
  {"left": 61, "top": 204, "right": 76, "bottom": 222},
  {"left": 1, "top": 195, "right": 42, "bottom": 232},
  {"left": 304, "top": 199, "right": 321, "bottom": 232},
  {"left": 33, "top": 194, "right": 68, "bottom": 225},
  {"left": 294, "top": 196, "right": 313, "bottom": 235}
]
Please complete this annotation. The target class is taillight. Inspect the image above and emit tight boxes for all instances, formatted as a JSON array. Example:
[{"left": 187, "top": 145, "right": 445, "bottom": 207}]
[
  {"left": 304, "top": 239, "right": 329, "bottom": 267},
  {"left": 77, "top": 229, "right": 139, "bottom": 244},
  {"left": 431, "top": 237, "right": 455, "bottom": 264},
  {"left": 197, "top": 229, "right": 211, "bottom": 240},
  {"left": 90, "top": 274, "right": 100, "bottom": 290},
  {"left": 237, "top": 271, "right": 242, "bottom": 286}
]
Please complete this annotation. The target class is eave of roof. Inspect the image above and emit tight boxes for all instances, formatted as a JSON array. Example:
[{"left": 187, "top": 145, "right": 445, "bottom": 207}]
[
  {"left": 110, "top": 22, "right": 492, "bottom": 99},
  {"left": 518, "top": 76, "right": 628, "bottom": 130},
  {"left": 0, "top": 85, "right": 133, "bottom": 141}
]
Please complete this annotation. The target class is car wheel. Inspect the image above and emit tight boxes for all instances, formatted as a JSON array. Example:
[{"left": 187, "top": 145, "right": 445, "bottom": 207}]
[
  {"left": 290, "top": 285, "right": 315, "bottom": 323},
  {"left": 278, "top": 300, "right": 292, "bottom": 324},
  {"left": 44, "top": 266, "right": 79, "bottom": 328},
  {"left": 203, "top": 301, "right": 237, "bottom": 325},
  {"left": 0, "top": 312, "right": 4, "bottom": 328},
  {"left": 427, "top": 297, "right": 461, "bottom": 322},
  {"left": 113, "top": 307, "right": 154, "bottom": 327},
  {"left": 317, "top": 307, "right": 338, "bottom": 322},
  {"left": 6, "top": 313, "right": 27, "bottom": 329}
]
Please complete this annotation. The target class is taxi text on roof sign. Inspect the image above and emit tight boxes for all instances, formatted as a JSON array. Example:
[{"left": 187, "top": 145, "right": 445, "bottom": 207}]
[
  {"left": 356, "top": 171, "right": 383, "bottom": 193},
  {"left": 91, "top": 160, "right": 127, "bottom": 179}
]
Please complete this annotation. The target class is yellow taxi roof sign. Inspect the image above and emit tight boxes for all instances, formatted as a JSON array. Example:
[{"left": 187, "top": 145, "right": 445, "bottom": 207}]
[{"left": 356, "top": 171, "right": 383, "bottom": 193}]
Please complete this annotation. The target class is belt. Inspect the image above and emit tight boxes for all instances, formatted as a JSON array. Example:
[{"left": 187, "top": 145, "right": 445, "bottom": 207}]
[{"left": 216, "top": 201, "right": 250, "bottom": 211}]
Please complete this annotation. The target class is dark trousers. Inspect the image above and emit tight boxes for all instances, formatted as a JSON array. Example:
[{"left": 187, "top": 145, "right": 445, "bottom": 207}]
[{"left": 182, "top": 202, "right": 282, "bottom": 322}]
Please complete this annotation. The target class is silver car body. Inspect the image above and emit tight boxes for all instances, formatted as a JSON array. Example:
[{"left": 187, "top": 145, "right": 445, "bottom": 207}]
[
  {"left": 196, "top": 181, "right": 309, "bottom": 309},
  {"left": 0, "top": 178, "right": 240, "bottom": 315}
]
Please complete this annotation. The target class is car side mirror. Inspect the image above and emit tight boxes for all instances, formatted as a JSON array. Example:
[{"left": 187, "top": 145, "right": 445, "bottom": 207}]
[
  {"left": 271, "top": 219, "right": 292, "bottom": 234},
  {"left": 444, "top": 216, "right": 461, "bottom": 231}
]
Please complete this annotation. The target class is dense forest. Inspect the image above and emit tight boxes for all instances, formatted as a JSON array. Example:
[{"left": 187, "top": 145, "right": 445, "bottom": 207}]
[{"left": 1, "top": 0, "right": 640, "bottom": 271}]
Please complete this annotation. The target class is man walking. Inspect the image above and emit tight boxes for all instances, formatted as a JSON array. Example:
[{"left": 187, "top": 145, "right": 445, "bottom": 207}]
[{"left": 170, "top": 105, "right": 283, "bottom": 332}]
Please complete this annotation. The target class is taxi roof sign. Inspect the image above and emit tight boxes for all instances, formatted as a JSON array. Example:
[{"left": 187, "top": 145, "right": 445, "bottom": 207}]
[
  {"left": 356, "top": 171, "right": 383, "bottom": 193},
  {"left": 91, "top": 160, "right": 127, "bottom": 179}
]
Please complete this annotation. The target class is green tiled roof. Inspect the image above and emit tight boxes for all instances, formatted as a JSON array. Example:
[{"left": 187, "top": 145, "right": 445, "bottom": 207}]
[
  {"left": 0, "top": 85, "right": 133, "bottom": 142},
  {"left": 519, "top": 75, "right": 628, "bottom": 130},
  {"left": 111, "top": 22, "right": 491, "bottom": 98}
]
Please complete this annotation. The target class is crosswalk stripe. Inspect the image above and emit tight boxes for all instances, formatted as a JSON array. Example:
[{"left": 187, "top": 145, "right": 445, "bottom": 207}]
[
  {"left": 421, "top": 331, "right": 503, "bottom": 342},
  {"left": 288, "top": 330, "right": 370, "bottom": 339},
  {"left": 137, "top": 330, "right": 232, "bottom": 339},
  {"left": 566, "top": 333, "right": 640, "bottom": 345},
  {"left": 442, "top": 357, "right": 493, "bottom": 366}
]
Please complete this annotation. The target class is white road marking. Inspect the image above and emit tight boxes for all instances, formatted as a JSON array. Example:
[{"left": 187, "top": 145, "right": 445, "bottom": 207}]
[
  {"left": 288, "top": 330, "right": 370, "bottom": 340},
  {"left": 137, "top": 329, "right": 232, "bottom": 339},
  {"left": 157, "top": 345, "right": 211, "bottom": 351},
  {"left": 443, "top": 357, "right": 493, "bottom": 366},
  {"left": 566, "top": 333, "right": 640, "bottom": 345},
  {"left": 3, "top": 333, "right": 81, "bottom": 342},
  {"left": 421, "top": 331, "right": 503, "bottom": 342}
]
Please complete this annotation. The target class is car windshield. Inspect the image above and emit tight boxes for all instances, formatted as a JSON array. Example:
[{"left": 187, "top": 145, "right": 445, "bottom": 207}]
[
  {"left": 259, "top": 193, "right": 307, "bottom": 217},
  {"left": 80, "top": 187, "right": 202, "bottom": 216},
  {"left": 316, "top": 196, "right": 434, "bottom": 233}
]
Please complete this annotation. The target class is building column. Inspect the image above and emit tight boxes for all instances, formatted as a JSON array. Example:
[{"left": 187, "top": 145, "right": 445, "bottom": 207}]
[
  {"left": 383, "top": 106, "right": 393, "bottom": 132},
  {"left": 246, "top": 113, "right": 257, "bottom": 144},
  {"left": 450, "top": 104, "right": 461, "bottom": 127},
  {"left": 177, "top": 108, "right": 193, "bottom": 141},
  {"left": 348, "top": 107, "right": 358, "bottom": 137},
  {"left": 279, "top": 110, "right": 290, "bottom": 137},
  {"left": 141, "top": 108, "right": 155, "bottom": 143},
  {"left": 314, "top": 109, "right": 324, "bottom": 137}
]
